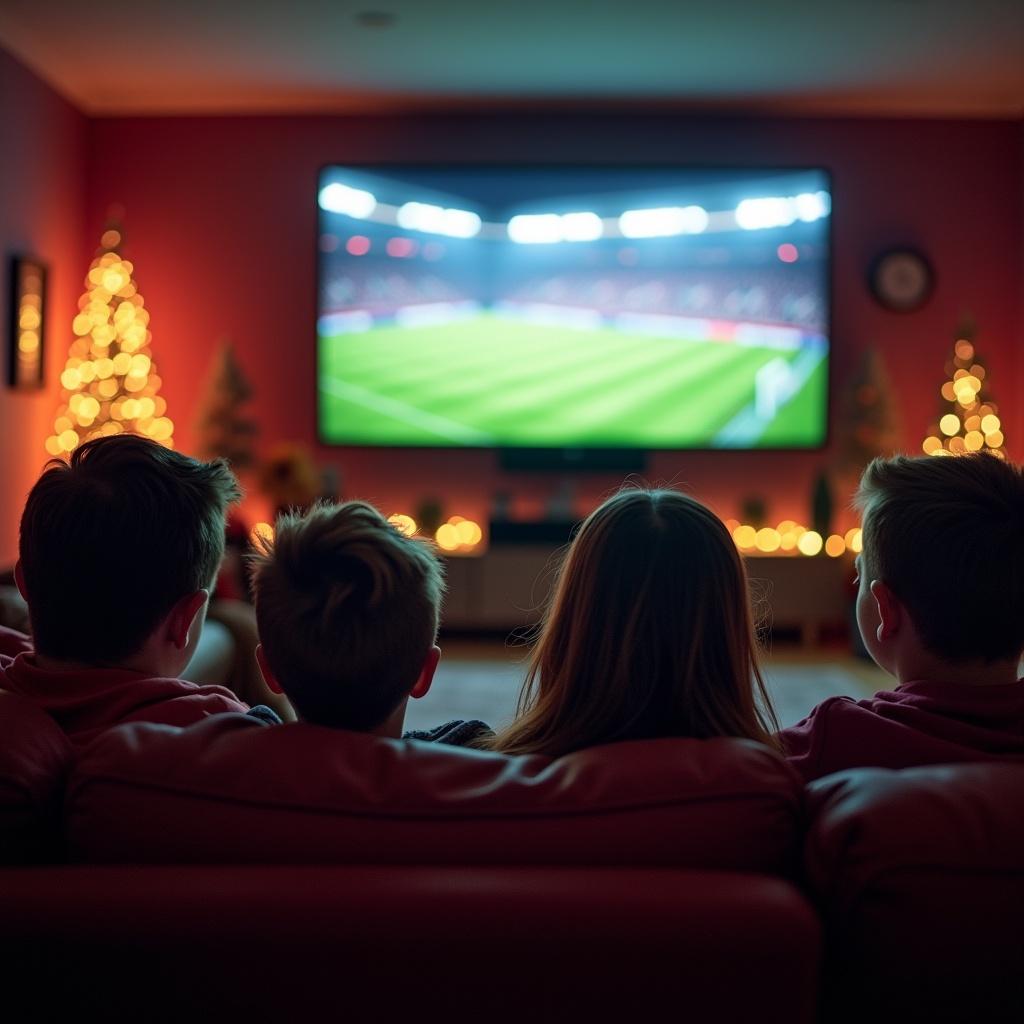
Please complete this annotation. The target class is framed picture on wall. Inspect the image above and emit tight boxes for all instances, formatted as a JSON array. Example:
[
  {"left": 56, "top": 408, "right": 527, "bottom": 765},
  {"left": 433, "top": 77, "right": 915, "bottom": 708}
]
[{"left": 8, "top": 256, "right": 47, "bottom": 390}]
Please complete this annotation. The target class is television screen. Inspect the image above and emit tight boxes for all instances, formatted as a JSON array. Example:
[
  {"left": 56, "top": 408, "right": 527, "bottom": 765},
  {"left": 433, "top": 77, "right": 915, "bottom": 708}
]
[{"left": 317, "top": 166, "right": 830, "bottom": 450}]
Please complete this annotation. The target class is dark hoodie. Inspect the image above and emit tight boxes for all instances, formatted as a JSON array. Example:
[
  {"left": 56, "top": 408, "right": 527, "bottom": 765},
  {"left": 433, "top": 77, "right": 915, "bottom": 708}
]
[{"left": 778, "top": 677, "right": 1024, "bottom": 782}]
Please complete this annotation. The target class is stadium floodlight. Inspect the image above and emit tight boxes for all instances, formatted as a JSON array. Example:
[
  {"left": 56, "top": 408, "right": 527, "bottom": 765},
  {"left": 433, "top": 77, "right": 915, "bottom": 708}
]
[
  {"left": 397, "top": 202, "right": 445, "bottom": 233},
  {"left": 441, "top": 208, "right": 482, "bottom": 238},
  {"left": 507, "top": 214, "right": 564, "bottom": 244},
  {"left": 678, "top": 205, "right": 710, "bottom": 233},
  {"left": 318, "top": 183, "right": 377, "bottom": 219},
  {"left": 618, "top": 206, "right": 708, "bottom": 238},
  {"left": 793, "top": 191, "right": 831, "bottom": 222},
  {"left": 560, "top": 211, "right": 604, "bottom": 241},
  {"left": 398, "top": 202, "right": 481, "bottom": 238},
  {"left": 735, "top": 197, "right": 797, "bottom": 230}
]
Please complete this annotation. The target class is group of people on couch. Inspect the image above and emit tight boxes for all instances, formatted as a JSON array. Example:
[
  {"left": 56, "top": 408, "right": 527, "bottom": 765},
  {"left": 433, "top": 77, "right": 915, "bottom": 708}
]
[{"left": 1, "top": 434, "right": 1022, "bottom": 820}]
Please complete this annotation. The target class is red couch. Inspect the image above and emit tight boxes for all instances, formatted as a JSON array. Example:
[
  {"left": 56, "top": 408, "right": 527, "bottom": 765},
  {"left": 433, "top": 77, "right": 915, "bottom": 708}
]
[
  {"left": 0, "top": 690, "right": 71, "bottom": 863},
  {"left": 805, "top": 762, "right": 1024, "bottom": 1023},
  {"left": 1, "top": 700, "right": 1021, "bottom": 1022},
  {"left": 3, "top": 705, "right": 818, "bottom": 1021},
  {"left": 64, "top": 714, "right": 803, "bottom": 871}
]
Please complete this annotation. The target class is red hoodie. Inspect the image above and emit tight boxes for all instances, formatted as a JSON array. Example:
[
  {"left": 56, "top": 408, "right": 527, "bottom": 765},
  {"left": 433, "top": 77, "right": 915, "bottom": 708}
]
[
  {"left": 0, "top": 625, "right": 32, "bottom": 659},
  {"left": 0, "top": 628, "right": 249, "bottom": 749},
  {"left": 778, "top": 678, "right": 1024, "bottom": 782}
]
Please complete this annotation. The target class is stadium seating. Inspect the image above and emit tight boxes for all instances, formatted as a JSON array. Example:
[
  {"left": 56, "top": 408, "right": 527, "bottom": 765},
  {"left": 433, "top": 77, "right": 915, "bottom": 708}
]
[
  {"left": 0, "top": 712, "right": 1020, "bottom": 1022},
  {"left": 501, "top": 266, "right": 824, "bottom": 330}
]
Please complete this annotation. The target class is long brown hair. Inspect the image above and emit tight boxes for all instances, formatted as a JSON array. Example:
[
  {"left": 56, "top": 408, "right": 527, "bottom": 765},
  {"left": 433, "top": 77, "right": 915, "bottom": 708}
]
[{"left": 486, "top": 488, "right": 779, "bottom": 757}]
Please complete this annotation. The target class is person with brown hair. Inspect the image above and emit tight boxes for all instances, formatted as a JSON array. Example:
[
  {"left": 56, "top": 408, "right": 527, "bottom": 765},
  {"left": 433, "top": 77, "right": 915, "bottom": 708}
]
[
  {"left": 482, "top": 487, "right": 780, "bottom": 758},
  {"left": 2, "top": 435, "right": 274, "bottom": 747},
  {"left": 250, "top": 500, "right": 457, "bottom": 738},
  {"left": 779, "top": 452, "right": 1024, "bottom": 781}
]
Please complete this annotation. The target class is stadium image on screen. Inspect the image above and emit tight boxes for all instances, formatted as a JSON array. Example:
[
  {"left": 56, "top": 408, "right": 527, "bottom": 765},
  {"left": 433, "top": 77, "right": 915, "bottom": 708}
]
[{"left": 317, "top": 166, "right": 830, "bottom": 450}]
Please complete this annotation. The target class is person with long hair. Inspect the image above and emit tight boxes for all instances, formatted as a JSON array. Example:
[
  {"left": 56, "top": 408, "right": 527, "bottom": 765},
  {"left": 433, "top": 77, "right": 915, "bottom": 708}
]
[{"left": 483, "top": 487, "right": 779, "bottom": 758}]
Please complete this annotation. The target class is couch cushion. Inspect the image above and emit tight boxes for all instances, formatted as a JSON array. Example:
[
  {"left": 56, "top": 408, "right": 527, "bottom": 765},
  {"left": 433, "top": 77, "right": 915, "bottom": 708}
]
[
  {"left": 67, "top": 714, "right": 802, "bottom": 871},
  {"left": 0, "top": 865, "right": 820, "bottom": 1024},
  {"left": 805, "top": 763, "right": 1024, "bottom": 1023},
  {"left": 0, "top": 690, "right": 74, "bottom": 863}
]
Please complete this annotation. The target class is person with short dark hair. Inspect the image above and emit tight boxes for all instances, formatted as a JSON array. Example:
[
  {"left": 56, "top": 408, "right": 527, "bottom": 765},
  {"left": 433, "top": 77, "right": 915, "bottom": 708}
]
[
  {"left": 251, "top": 500, "right": 462, "bottom": 739},
  {"left": 1, "top": 435, "right": 273, "bottom": 746},
  {"left": 779, "top": 453, "right": 1024, "bottom": 781}
]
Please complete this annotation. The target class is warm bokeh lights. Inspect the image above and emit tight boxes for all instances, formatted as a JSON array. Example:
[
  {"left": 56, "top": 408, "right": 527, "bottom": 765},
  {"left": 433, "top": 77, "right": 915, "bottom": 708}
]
[
  {"left": 435, "top": 515, "right": 484, "bottom": 553},
  {"left": 727, "top": 519, "right": 860, "bottom": 558},
  {"left": 824, "top": 534, "right": 846, "bottom": 558},
  {"left": 46, "top": 234, "right": 173, "bottom": 455},
  {"left": 387, "top": 513, "right": 418, "bottom": 537},
  {"left": 14, "top": 261, "right": 45, "bottom": 388},
  {"left": 923, "top": 336, "right": 1006, "bottom": 460},
  {"left": 387, "top": 513, "right": 484, "bottom": 554},
  {"left": 385, "top": 511, "right": 858, "bottom": 558},
  {"left": 250, "top": 521, "right": 275, "bottom": 546}
]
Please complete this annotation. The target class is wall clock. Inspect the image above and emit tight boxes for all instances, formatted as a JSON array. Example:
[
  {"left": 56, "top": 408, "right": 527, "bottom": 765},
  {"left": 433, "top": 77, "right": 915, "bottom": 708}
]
[{"left": 868, "top": 247, "right": 934, "bottom": 313}]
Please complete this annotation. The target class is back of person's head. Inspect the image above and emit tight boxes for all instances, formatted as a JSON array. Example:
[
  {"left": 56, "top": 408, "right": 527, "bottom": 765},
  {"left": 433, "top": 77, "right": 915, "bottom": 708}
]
[
  {"left": 19, "top": 435, "right": 240, "bottom": 664},
  {"left": 250, "top": 501, "right": 445, "bottom": 730},
  {"left": 489, "top": 487, "right": 778, "bottom": 758},
  {"left": 855, "top": 453, "right": 1024, "bottom": 663}
]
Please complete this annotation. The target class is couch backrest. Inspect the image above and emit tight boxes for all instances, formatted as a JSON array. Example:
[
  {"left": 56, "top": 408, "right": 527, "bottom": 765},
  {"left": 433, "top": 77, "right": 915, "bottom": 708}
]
[
  {"left": 0, "top": 689, "right": 73, "bottom": 863},
  {"left": 805, "top": 762, "right": 1024, "bottom": 1023},
  {"left": 67, "top": 714, "right": 803, "bottom": 872}
]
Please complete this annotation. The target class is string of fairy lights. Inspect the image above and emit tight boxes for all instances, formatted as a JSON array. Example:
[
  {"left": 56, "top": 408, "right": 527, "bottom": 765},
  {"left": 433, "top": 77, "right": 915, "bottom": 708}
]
[
  {"left": 249, "top": 514, "right": 858, "bottom": 559},
  {"left": 44, "top": 229, "right": 174, "bottom": 457},
  {"left": 251, "top": 513, "right": 486, "bottom": 555}
]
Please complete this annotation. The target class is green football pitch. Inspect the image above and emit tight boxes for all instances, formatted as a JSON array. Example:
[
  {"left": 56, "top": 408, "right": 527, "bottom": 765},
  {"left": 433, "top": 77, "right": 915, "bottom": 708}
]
[{"left": 318, "top": 314, "right": 827, "bottom": 449}]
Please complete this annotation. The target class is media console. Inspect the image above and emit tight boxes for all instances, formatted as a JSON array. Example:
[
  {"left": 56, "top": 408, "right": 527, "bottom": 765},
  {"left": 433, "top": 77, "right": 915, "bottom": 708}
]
[{"left": 441, "top": 546, "right": 852, "bottom": 645}]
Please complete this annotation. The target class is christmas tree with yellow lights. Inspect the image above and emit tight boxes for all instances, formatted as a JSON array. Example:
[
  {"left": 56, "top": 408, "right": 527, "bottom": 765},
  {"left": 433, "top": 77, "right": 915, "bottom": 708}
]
[
  {"left": 45, "top": 226, "right": 173, "bottom": 456},
  {"left": 922, "top": 322, "right": 1005, "bottom": 459}
]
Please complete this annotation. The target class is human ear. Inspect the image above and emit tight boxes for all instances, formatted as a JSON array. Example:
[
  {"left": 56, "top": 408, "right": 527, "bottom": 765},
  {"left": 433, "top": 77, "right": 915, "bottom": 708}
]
[
  {"left": 409, "top": 645, "right": 441, "bottom": 700},
  {"left": 169, "top": 589, "right": 209, "bottom": 650},
  {"left": 869, "top": 580, "right": 902, "bottom": 642},
  {"left": 13, "top": 561, "right": 27, "bottom": 602},
  {"left": 255, "top": 644, "right": 284, "bottom": 695}
]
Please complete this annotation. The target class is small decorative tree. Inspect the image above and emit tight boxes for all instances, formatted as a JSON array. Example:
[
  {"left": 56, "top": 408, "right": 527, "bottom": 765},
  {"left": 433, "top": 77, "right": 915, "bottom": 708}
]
[
  {"left": 257, "top": 444, "right": 322, "bottom": 521},
  {"left": 45, "top": 225, "right": 173, "bottom": 455},
  {"left": 194, "top": 342, "right": 258, "bottom": 470},
  {"left": 740, "top": 495, "right": 768, "bottom": 530},
  {"left": 834, "top": 347, "right": 901, "bottom": 474},
  {"left": 810, "top": 472, "right": 834, "bottom": 538},
  {"left": 922, "top": 320, "right": 1006, "bottom": 459}
]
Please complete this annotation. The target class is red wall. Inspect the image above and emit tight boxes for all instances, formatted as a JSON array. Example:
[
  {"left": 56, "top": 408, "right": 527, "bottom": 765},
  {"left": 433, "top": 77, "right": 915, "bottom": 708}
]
[
  {"left": 3, "top": 87, "right": 1019, "bottom": 550},
  {"left": 83, "top": 113, "right": 1023, "bottom": 531},
  {"left": 0, "top": 50, "right": 87, "bottom": 565}
]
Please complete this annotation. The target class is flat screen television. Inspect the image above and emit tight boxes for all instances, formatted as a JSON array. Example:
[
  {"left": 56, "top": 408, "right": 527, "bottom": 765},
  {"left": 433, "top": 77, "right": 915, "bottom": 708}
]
[{"left": 317, "top": 166, "right": 830, "bottom": 457}]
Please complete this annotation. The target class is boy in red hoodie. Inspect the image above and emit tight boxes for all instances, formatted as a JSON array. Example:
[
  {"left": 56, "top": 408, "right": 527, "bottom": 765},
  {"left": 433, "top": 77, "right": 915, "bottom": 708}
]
[
  {"left": 779, "top": 453, "right": 1024, "bottom": 782},
  {"left": 1, "top": 435, "right": 272, "bottom": 747}
]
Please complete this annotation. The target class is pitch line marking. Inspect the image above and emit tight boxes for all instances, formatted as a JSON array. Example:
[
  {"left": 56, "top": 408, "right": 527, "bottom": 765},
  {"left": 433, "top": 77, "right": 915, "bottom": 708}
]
[
  {"left": 321, "top": 376, "right": 496, "bottom": 445},
  {"left": 712, "top": 346, "right": 826, "bottom": 447}
]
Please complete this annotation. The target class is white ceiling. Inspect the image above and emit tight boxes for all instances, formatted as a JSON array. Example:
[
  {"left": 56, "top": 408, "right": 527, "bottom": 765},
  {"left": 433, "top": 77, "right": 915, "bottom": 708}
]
[{"left": 1, "top": 0, "right": 1022, "bottom": 117}]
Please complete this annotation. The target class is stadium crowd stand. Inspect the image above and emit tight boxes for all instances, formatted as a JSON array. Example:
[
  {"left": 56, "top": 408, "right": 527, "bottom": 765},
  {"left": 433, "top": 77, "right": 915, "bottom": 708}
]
[{"left": 500, "top": 267, "right": 824, "bottom": 329}]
